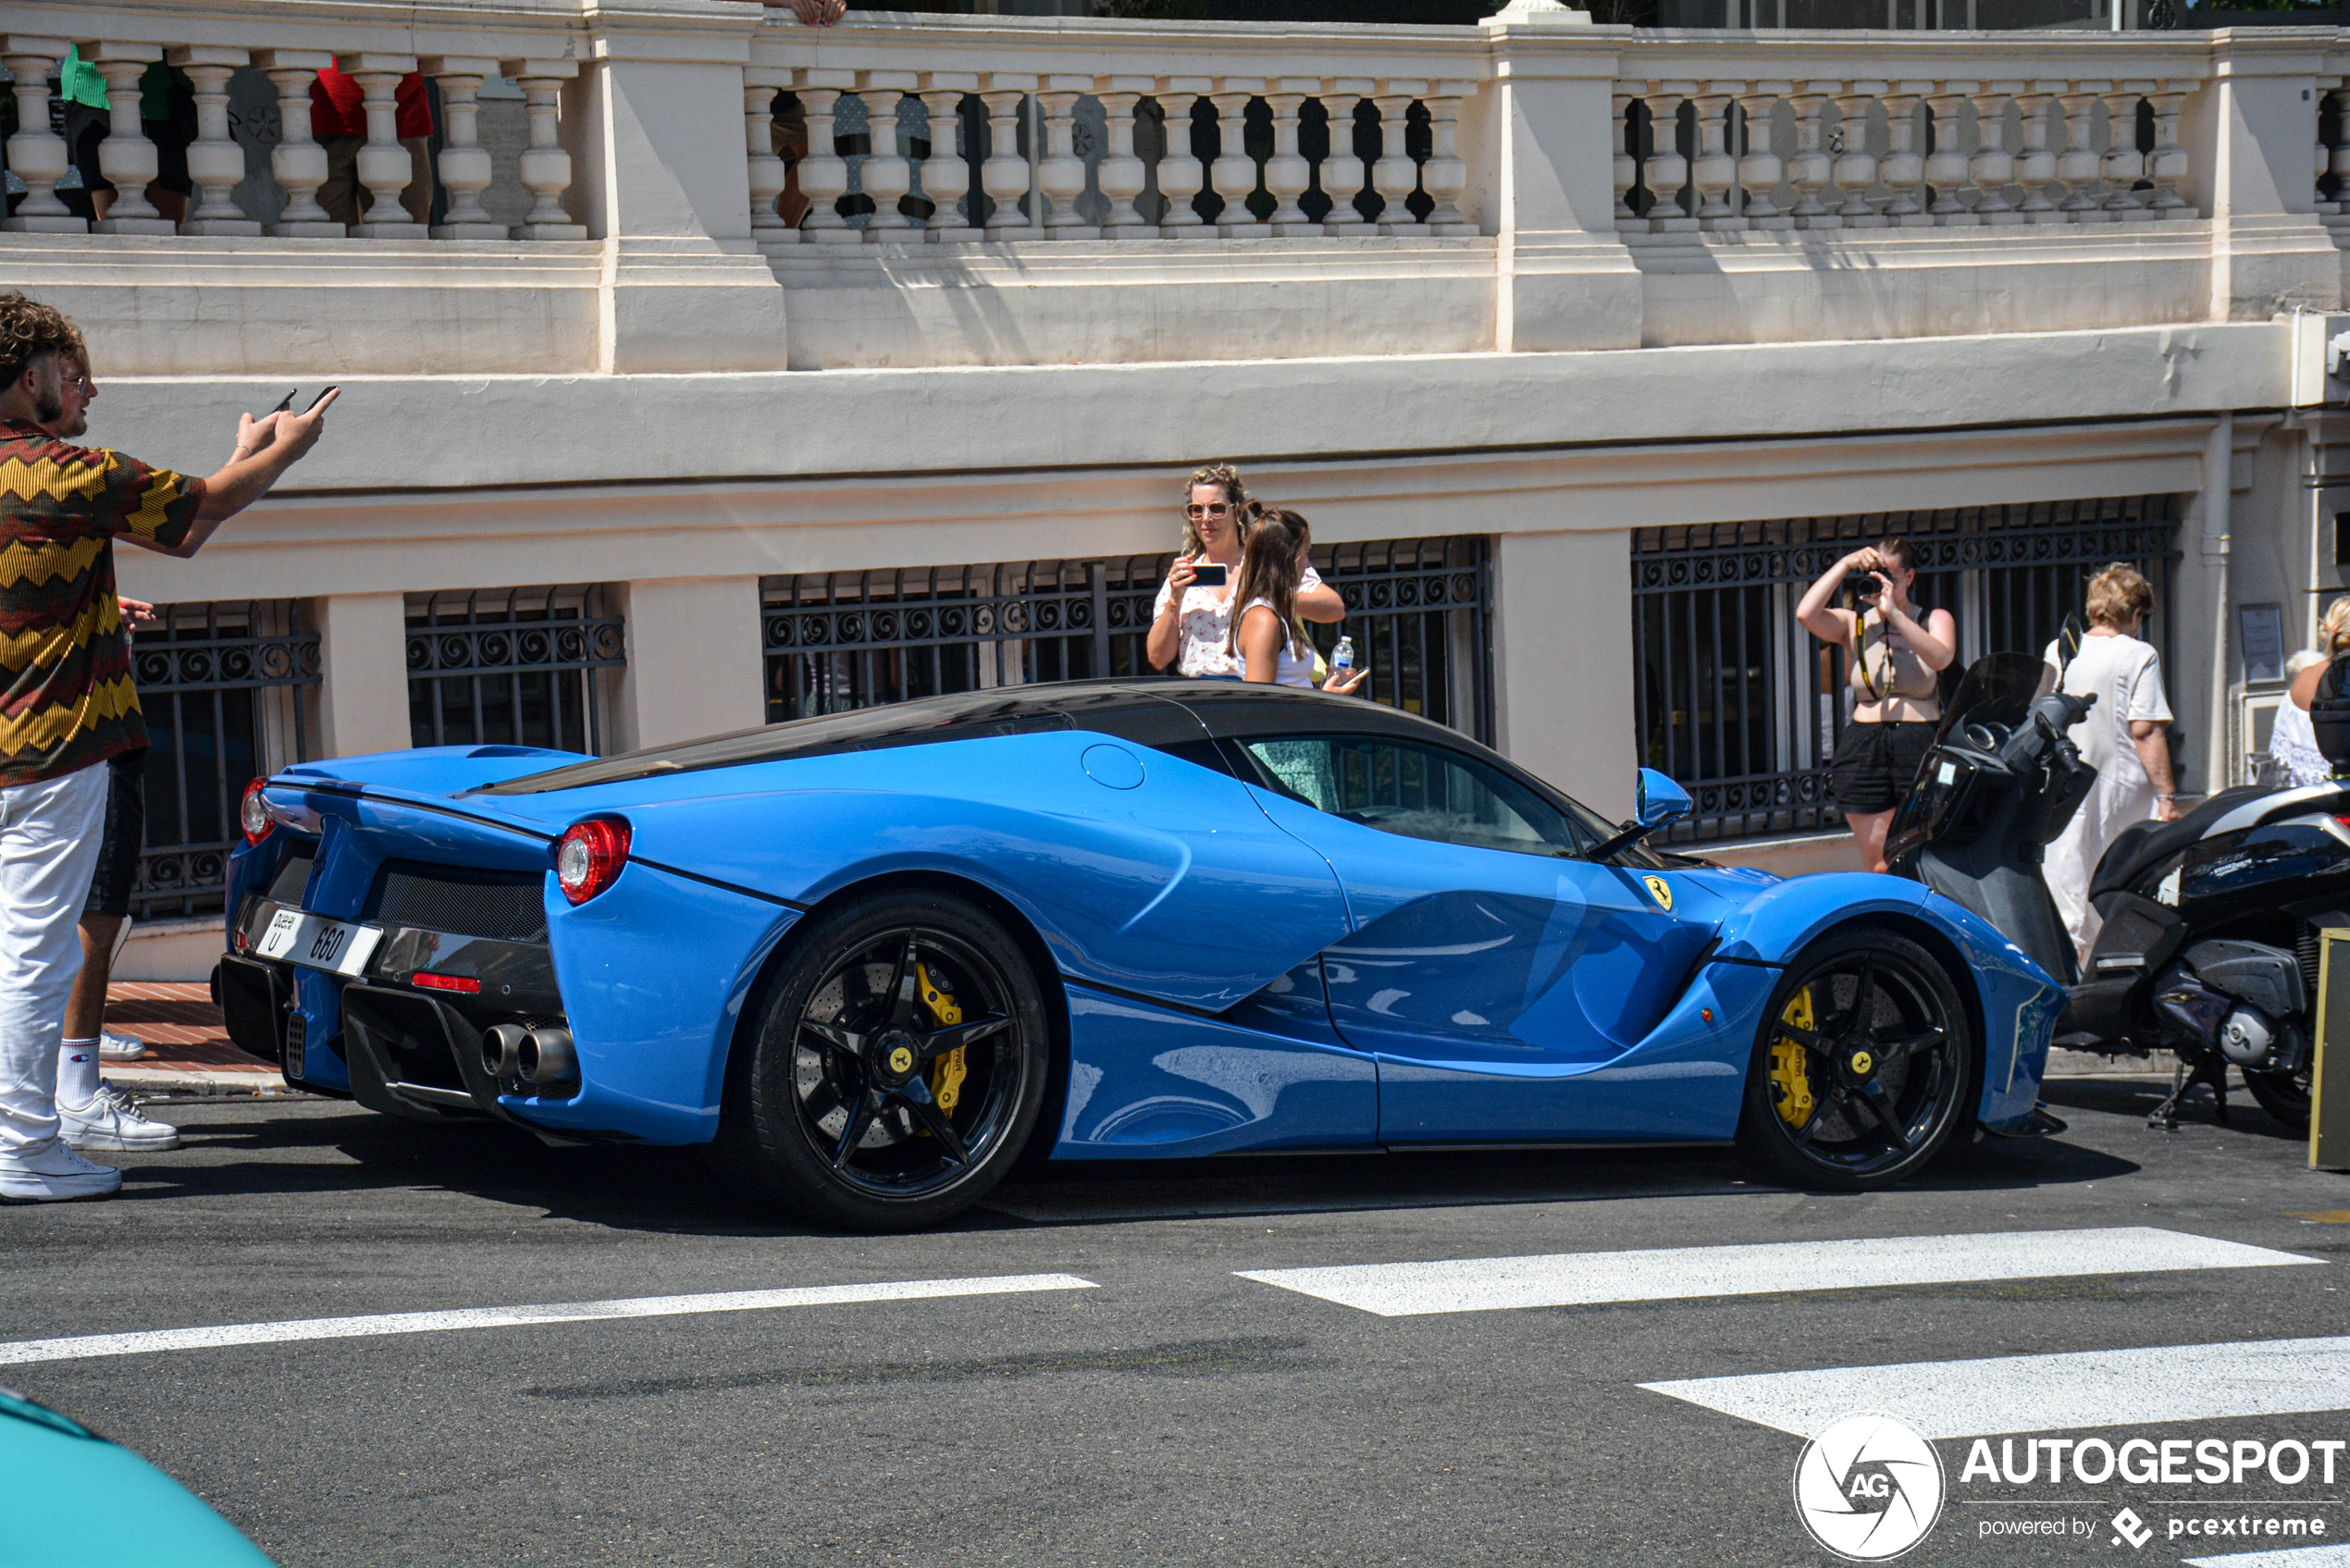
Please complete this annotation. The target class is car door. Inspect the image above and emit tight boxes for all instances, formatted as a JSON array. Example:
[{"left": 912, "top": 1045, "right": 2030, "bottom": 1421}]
[{"left": 1229, "top": 731, "right": 1718, "bottom": 1143}]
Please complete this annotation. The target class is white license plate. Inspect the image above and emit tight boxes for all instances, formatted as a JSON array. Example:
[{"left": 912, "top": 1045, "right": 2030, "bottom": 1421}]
[{"left": 255, "top": 908, "right": 381, "bottom": 977}]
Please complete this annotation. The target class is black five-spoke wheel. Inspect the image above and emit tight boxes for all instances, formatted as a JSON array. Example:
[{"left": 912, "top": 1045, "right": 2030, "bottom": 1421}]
[
  {"left": 1736, "top": 928, "right": 1976, "bottom": 1191},
  {"left": 727, "top": 889, "right": 1049, "bottom": 1230}
]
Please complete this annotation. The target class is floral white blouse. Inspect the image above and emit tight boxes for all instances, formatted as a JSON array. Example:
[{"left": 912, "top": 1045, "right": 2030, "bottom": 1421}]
[{"left": 1153, "top": 565, "right": 1325, "bottom": 679}]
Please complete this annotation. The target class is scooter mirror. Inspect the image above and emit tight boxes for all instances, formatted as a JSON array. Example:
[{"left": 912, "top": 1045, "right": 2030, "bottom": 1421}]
[{"left": 2057, "top": 611, "right": 2086, "bottom": 677}]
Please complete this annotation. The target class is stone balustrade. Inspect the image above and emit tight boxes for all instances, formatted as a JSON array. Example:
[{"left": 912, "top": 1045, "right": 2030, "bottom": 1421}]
[
  {"left": 9, "top": 3, "right": 2350, "bottom": 375},
  {"left": 1616, "top": 65, "right": 2205, "bottom": 234},
  {"left": 2, "top": 0, "right": 586, "bottom": 240},
  {"left": 747, "top": 13, "right": 1487, "bottom": 245}
]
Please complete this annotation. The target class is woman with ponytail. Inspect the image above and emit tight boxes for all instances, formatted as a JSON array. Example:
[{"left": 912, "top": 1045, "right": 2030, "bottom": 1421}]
[{"left": 1228, "top": 510, "right": 1367, "bottom": 693}]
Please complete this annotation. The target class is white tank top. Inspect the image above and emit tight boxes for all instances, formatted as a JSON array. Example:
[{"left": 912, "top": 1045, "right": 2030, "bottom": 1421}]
[{"left": 1238, "top": 599, "right": 1317, "bottom": 688}]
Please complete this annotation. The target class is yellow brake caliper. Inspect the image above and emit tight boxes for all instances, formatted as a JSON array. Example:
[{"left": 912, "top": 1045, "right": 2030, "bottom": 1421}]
[
  {"left": 1769, "top": 986, "right": 1817, "bottom": 1129},
  {"left": 919, "top": 963, "right": 967, "bottom": 1116}
]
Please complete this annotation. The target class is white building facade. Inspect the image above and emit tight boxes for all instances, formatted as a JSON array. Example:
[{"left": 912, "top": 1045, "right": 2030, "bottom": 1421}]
[{"left": 14, "top": 0, "right": 2350, "bottom": 975}]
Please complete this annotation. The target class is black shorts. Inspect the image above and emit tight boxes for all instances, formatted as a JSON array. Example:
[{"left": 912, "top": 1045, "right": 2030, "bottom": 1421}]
[
  {"left": 1829, "top": 720, "right": 1939, "bottom": 816},
  {"left": 85, "top": 750, "right": 146, "bottom": 919},
  {"left": 59, "top": 98, "right": 197, "bottom": 203},
  {"left": 64, "top": 103, "right": 115, "bottom": 200}
]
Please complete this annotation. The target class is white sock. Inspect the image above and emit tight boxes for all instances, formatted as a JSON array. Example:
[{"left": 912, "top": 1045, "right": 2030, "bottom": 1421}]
[{"left": 57, "top": 1040, "right": 102, "bottom": 1111}]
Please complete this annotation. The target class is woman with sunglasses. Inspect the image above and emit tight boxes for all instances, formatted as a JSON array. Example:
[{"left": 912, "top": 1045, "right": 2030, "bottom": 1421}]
[{"left": 1147, "top": 463, "right": 1342, "bottom": 677}]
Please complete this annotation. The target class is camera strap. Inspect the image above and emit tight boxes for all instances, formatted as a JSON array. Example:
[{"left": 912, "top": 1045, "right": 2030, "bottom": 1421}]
[{"left": 1853, "top": 608, "right": 1881, "bottom": 703}]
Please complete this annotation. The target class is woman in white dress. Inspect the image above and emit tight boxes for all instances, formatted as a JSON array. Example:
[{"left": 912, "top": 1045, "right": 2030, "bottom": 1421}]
[
  {"left": 2041, "top": 563, "right": 2181, "bottom": 962},
  {"left": 1144, "top": 463, "right": 1343, "bottom": 678},
  {"left": 2268, "top": 599, "right": 2350, "bottom": 789}
]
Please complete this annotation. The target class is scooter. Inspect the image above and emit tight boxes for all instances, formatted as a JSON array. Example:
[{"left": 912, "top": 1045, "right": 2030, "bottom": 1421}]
[{"left": 1886, "top": 639, "right": 2331, "bottom": 1133}]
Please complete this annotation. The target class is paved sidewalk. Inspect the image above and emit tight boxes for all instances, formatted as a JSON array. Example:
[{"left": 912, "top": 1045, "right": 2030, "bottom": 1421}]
[{"left": 105, "top": 981, "right": 288, "bottom": 1095}]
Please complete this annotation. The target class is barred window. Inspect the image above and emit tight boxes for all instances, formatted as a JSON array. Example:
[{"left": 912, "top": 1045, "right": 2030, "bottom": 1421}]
[
  {"left": 761, "top": 559, "right": 1166, "bottom": 723},
  {"left": 761, "top": 537, "right": 1491, "bottom": 741},
  {"left": 1632, "top": 497, "right": 2182, "bottom": 844},
  {"left": 406, "top": 586, "right": 625, "bottom": 754},
  {"left": 133, "top": 600, "right": 321, "bottom": 920}
]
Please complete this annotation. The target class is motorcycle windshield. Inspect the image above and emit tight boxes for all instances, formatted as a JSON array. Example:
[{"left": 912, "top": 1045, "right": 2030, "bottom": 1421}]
[{"left": 1935, "top": 651, "right": 2051, "bottom": 744}]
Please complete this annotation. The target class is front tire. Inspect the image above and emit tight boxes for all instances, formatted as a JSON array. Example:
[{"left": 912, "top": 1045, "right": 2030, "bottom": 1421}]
[
  {"left": 729, "top": 889, "right": 1050, "bottom": 1231},
  {"left": 1735, "top": 928, "right": 1977, "bottom": 1191}
]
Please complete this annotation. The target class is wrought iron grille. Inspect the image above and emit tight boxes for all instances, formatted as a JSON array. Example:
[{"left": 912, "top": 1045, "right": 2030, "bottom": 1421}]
[
  {"left": 132, "top": 600, "right": 320, "bottom": 920},
  {"left": 761, "top": 537, "right": 1492, "bottom": 742},
  {"left": 762, "top": 558, "right": 1169, "bottom": 722},
  {"left": 406, "top": 586, "right": 625, "bottom": 754},
  {"left": 1632, "top": 496, "right": 2182, "bottom": 845},
  {"left": 1301, "top": 537, "right": 1491, "bottom": 742}
]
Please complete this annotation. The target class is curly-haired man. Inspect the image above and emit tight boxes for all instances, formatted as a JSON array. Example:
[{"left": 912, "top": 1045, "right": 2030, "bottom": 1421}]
[{"left": 0, "top": 293, "right": 336, "bottom": 1202}]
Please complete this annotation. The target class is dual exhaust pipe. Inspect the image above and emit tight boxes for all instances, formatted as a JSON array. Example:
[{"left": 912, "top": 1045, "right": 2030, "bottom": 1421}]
[{"left": 481, "top": 1023, "right": 576, "bottom": 1086}]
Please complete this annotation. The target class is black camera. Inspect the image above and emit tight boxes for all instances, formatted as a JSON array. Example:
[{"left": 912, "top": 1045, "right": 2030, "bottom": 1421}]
[{"left": 1841, "top": 570, "right": 1883, "bottom": 599}]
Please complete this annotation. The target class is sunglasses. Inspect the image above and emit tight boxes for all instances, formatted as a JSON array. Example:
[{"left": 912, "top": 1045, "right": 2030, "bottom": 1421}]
[{"left": 1185, "top": 502, "right": 1232, "bottom": 518}]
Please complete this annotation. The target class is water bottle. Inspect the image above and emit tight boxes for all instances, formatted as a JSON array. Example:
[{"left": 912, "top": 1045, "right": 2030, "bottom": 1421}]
[{"left": 1331, "top": 636, "right": 1354, "bottom": 680}]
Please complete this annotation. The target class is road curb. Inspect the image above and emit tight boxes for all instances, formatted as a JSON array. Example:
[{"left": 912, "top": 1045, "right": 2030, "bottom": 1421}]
[
  {"left": 2046, "top": 1047, "right": 2179, "bottom": 1078},
  {"left": 110, "top": 1066, "right": 290, "bottom": 1096}
]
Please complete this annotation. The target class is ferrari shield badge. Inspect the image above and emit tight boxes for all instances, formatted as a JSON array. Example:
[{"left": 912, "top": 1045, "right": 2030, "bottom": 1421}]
[{"left": 1643, "top": 875, "right": 1674, "bottom": 911}]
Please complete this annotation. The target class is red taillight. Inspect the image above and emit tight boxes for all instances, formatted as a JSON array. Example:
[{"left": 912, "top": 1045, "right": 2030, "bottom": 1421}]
[
  {"left": 412, "top": 972, "right": 481, "bottom": 994},
  {"left": 240, "top": 778, "right": 273, "bottom": 846},
  {"left": 555, "top": 817, "right": 630, "bottom": 905}
]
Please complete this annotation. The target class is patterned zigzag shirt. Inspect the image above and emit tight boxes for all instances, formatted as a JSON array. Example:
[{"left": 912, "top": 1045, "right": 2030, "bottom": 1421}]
[{"left": 0, "top": 419, "right": 202, "bottom": 787}]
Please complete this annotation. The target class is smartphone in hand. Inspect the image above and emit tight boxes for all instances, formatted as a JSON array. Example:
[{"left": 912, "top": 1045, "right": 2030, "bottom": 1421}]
[
  {"left": 270, "top": 390, "right": 298, "bottom": 414},
  {"left": 1191, "top": 563, "right": 1229, "bottom": 588},
  {"left": 303, "top": 386, "right": 340, "bottom": 414}
]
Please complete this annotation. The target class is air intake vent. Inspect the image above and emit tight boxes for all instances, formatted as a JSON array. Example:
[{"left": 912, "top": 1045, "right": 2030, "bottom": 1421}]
[
  {"left": 266, "top": 852, "right": 315, "bottom": 907},
  {"left": 369, "top": 861, "right": 548, "bottom": 944}
]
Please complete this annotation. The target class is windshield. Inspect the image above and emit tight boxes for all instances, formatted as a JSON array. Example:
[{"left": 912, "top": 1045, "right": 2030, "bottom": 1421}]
[{"left": 1933, "top": 651, "right": 2050, "bottom": 746}]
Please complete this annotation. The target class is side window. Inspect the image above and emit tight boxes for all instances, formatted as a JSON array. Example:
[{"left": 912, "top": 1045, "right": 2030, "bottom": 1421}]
[{"left": 1239, "top": 735, "right": 1586, "bottom": 859}]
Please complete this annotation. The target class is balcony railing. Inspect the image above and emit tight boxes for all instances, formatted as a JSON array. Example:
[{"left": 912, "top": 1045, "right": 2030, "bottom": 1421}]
[
  {"left": 14, "top": 1, "right": 2350, "bottom": 373},
  {"left": 3, "top": 6, "right": 587, "bottom": 241}
]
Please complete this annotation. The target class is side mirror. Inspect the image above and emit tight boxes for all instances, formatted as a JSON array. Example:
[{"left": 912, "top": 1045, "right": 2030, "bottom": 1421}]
[
  {"left": 1594, "top": 769, "right": 1693, "bottom": 861},
  {"left": 1635, "top": 768, "right": 1693, "bottom": 831}
]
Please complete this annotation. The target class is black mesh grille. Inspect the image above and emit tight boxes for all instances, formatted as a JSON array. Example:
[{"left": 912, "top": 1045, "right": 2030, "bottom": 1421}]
[
  {"left": 266, "top": 852, "right": 315, "bottom": 906},
  {"left": 2300, "top": 924, "right": 2323, "bottom": 1000},
  {"left": 369, "top": 861, "right": 548, "bottom": 944}
]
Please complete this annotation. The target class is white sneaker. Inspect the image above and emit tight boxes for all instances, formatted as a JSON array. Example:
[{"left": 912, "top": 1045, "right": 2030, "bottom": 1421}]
[
  {"left": 97, "top": 1029, "right": 146, "bottom": 1062},
  {"left": 0, "top": 1139, "right": 122, "bottom": 1202},
  {"left": 57, "top": 1085, "right": 179, "bottom": 1153}
]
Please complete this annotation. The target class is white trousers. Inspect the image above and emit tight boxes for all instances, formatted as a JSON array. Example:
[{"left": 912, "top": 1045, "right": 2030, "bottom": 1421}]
[{"left": 0, "top": 763, "right": 110, "bottom": 1154}]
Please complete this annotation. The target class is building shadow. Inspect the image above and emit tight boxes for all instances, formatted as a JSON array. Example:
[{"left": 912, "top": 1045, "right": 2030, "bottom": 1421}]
[{"left": 118, "top": 1093, "right": 2143, "bottom": 1235}]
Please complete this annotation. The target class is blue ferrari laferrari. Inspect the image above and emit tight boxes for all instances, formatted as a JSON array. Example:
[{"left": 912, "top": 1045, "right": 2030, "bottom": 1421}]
[{"left": 217, "top": 680, "right": 2062, "bottom": 1228}]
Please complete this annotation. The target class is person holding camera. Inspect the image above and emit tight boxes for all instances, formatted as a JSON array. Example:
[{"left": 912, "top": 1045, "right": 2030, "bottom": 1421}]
[
  {"left": 1797, "top": 539, "right": 1958, "bottom": 873},
  {"left": 1146, "top": 463, "right": 1342, "bottom": 678}
]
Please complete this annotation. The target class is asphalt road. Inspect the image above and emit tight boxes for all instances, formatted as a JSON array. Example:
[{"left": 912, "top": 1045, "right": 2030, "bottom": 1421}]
[{"left": 4, "top": 1075, "right": 2346, "bottom": 1568}]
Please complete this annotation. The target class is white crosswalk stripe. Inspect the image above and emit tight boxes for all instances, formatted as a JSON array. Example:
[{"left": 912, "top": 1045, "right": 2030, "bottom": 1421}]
[
  {"left": 2183, "top": 1548, "right": 2350, "bottom": 1567},
  {"left": 0, "top": 1274, "right": 1099, "bottom": 1367},
  {"left": 1644, "top": 1336, "right": 2350, "bottom": 1438},
  {"left": 1236, "top": 1227, "right": 2315, "bottom": 1317}
]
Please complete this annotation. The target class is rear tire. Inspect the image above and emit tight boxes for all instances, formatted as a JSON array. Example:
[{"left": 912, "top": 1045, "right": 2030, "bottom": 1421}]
[
  {"left": 1735, "top": 928, "right": 1978, "bottom": 1191},
  {"left": 2244, "top": 1064, "right": 2312, "bottom": 1136},
  {"left": 726, "top": 889, "right": 1050, "bottom": 1231}
]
